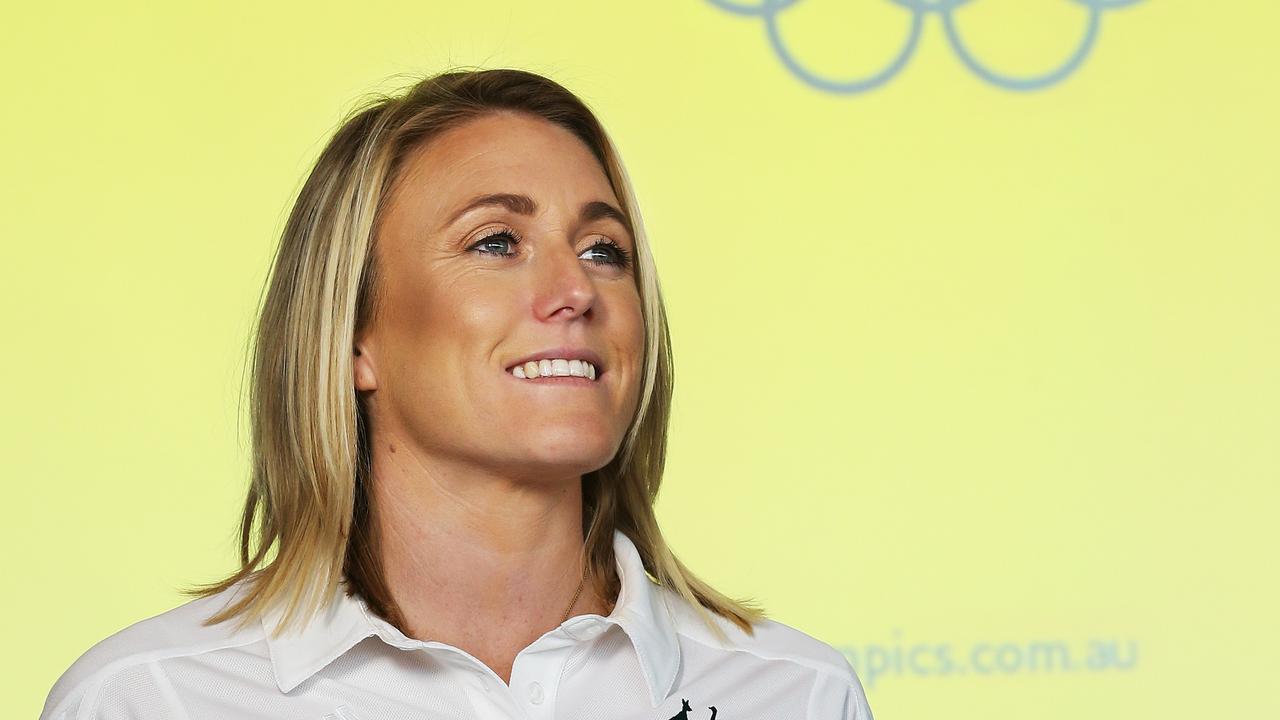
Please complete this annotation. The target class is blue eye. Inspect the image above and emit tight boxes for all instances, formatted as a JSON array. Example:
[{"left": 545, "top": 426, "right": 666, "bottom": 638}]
[
  {"left": 468, "top": 229, "right": 521, "bottom": 256},
  {"left": 581, "top": 238, "right": 633, "bottom": 269},
  {"left": 467, "top": 229, "right": 631, "bottom": 270}
]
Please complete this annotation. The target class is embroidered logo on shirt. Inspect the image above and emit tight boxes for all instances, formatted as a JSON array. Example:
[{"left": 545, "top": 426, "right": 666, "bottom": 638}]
[{"left": 668, "top": 698, "right": 718, "bottom": 720}]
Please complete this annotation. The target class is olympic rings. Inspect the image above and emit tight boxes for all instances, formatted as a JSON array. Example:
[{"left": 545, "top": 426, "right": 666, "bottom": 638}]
[{"left": 706, "top": 0, "right": 1145, "bottom": 93}]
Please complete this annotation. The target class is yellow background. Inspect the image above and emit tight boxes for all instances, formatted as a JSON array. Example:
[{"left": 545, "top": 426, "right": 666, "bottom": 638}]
[{"left": 4, "top": 1, "right": 1277, "bottom": 717}]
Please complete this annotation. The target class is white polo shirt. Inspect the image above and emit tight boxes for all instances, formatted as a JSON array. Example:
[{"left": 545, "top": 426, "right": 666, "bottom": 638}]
[{"left": 41, "top": 530, "right": 873, "bottom": 720}]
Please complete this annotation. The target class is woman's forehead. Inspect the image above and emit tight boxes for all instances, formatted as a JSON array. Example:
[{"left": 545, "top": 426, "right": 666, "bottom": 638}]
[
  {"left": 391, "top": 114, "right": 620, "bottom": 228},
  {"left": 411, "top": 114, "right": 601, "bottom": 187}
]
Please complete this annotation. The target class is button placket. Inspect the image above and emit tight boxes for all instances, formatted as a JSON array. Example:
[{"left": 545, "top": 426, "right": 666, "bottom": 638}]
[
  {"left": 517, "top": 672, "right": 553, "bottom": 716},
  {"left": 463, "top": 682, "right": 520, "bottom": 720},
  {"left": 509, "top": 632, "right": 584, "bottom": 719}
]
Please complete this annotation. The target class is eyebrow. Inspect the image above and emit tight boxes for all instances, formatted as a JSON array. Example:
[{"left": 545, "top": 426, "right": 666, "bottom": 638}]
[{"left": 443, "top": 192, "right": 634, "bottom": 240}]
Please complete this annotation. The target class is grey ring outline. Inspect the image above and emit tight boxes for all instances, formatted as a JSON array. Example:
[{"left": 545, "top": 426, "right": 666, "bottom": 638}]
[
  {"left": 708, "top": 0, "right": 923, "bottom": 93},
  {"left": 706, "top": 0, "right": 1147, "bottom": 94}
]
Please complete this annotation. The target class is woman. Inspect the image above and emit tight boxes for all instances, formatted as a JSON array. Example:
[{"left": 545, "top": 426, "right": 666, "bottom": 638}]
[{"left": 40, "top": 68, "right": 873, "bottom": 720}]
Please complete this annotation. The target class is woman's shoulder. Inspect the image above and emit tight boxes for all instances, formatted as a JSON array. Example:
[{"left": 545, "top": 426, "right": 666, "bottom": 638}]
[
  {"left": 40, "top": 583, "right": 262, "bottom": 720},
  {"left": 657, "top": 585, "right": 852, "bottom": 673},
  {"left": 658, "top": 585, "right": 873, "bottom": 719}
]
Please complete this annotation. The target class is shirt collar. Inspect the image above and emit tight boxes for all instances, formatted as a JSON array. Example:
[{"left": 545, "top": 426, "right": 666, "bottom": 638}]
[
  {"left": 263, "top": 529, "right": 682, "bottom": 705},
  {"left": 598, "top": 528, "right": 683, "bottom": 705},
  {"left": 261, "top": 578, "right": 377, "bottom": 694}
]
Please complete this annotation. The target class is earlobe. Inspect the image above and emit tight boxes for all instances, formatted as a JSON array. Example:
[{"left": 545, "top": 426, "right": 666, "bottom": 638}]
[{"left": 353, "top": 339, "right": 378, "bottom": 391}]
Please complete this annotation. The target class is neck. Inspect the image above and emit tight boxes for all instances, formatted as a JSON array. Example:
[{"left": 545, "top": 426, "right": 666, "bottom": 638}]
[{"left": 367, "top": 434, "right": 614, "bottom": 685}]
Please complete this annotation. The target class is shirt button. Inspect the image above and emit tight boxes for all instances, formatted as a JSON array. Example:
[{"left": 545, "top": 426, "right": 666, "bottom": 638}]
[{"left": 528, "top": 681, "right": 544, "bottom": 705}]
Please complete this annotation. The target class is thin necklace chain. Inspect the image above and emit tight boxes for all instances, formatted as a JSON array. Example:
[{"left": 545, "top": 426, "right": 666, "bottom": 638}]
[{"left": 560, "top": 557, "right": 587, "bottom": 624}]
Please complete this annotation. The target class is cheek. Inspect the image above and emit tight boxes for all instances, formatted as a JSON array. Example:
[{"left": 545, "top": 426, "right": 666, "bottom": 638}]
[
  {"left": 403, "top": 272, "right": 516, "bottom": 341},
  {"left": 380, "top": 281, "right": 508, "bottom": 390},
  {"left": 617, "top": 287, "right": 645, "bottom": 352},
  {"left": 448, "top": 286, "right": 515, "bottom": 343},
  {"left": 609, "top": 286, "right": 647, "bottom": 387}
]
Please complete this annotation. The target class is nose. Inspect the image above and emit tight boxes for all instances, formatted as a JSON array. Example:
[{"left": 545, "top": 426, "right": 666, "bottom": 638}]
[{"left": 532, "top": 241, "right": 598, "bottom": 321}]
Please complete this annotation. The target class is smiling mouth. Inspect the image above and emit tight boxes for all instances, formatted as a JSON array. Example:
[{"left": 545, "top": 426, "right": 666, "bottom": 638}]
[{"left": 506, "top": 358, "right": 601, "bottom": 382}]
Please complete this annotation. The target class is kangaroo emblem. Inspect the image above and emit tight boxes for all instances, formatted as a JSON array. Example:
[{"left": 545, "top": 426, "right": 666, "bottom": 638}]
[{"left": 667, "top": 698, "right": 718, "bottom": 720}]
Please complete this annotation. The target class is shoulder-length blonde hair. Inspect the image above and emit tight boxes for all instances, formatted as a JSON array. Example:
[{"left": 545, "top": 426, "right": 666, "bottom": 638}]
[{"left": 191, "top": 67, "right": 764, "bottom": 641}]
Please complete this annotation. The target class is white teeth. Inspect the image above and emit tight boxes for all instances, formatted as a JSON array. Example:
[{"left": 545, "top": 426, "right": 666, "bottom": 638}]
[{"left": 509, "top": 358, "right": 599, "bottom": 381}]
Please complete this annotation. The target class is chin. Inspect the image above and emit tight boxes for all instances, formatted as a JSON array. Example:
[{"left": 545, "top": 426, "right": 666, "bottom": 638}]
[{"left": 518, "top": 425, "right": 620, "bottom": 477}]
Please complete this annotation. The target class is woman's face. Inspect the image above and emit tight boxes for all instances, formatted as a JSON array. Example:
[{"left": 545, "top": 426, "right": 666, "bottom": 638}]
[{"left": 355, "top": 112, "right": 645, "bottom": 482}]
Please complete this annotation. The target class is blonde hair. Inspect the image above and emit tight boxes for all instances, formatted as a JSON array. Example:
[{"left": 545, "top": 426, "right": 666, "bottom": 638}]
[{"left": 190, "top": 67, "right": 765, "bottom": 641}]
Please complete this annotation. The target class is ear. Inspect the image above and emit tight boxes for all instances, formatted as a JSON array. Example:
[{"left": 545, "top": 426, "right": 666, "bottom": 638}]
[{"left": 353, "top": 334, "right": 379, "bottom": 392}]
